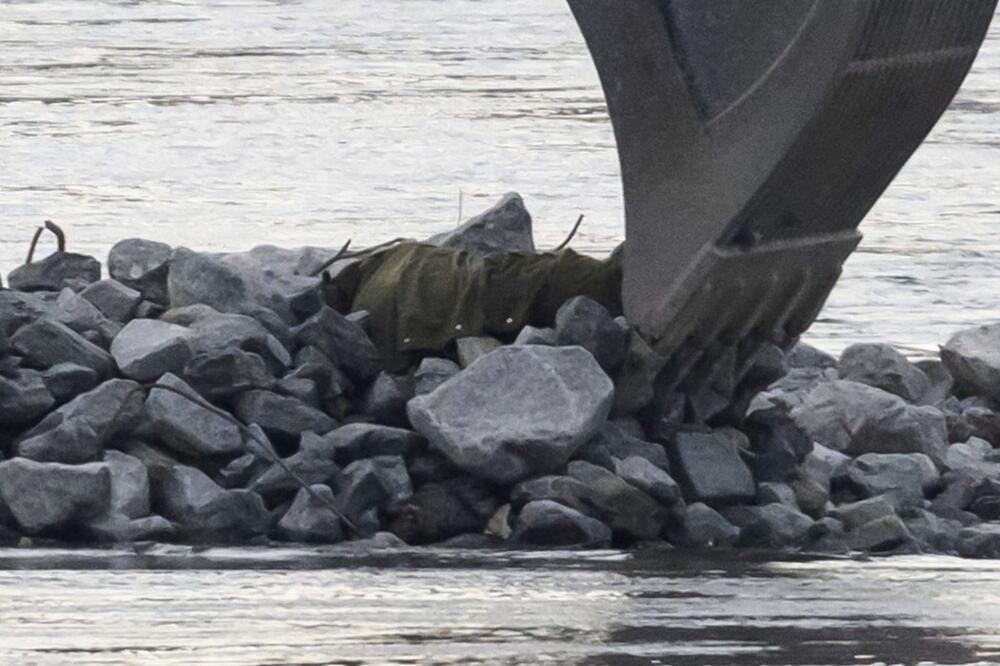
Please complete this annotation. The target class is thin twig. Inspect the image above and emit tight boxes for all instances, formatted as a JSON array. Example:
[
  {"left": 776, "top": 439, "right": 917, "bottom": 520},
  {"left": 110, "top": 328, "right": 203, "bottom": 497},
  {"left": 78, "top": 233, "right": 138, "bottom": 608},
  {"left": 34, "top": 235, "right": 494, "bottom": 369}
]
[
  {"left": 111, "top": 383, "right": 360, "bottom": 538},
  {"left": 309, "top": 237, "right": 413, "bottom": 278},
  {"left": 457, "top": 189, "right": 464, "bottom": 225},
  {"left": 45, "top": 220, "right": 66, "bottom": 253},
  {"left": 25, "top": 226, "right": 44, "bottom": 265},
  {"left": 337, "top": 237, "right": 410, "bottom": 260},
  {"left": 552, "top": 214, "right": 585, "bottom": 252},
  {"left": 307, "top": 239, "right": 352, "bottom": 277}
]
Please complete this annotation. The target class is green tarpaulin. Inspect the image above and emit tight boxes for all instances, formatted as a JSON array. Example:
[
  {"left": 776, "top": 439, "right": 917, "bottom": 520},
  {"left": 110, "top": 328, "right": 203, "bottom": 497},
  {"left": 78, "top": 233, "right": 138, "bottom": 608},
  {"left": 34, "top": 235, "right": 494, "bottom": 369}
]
[{"left": 325, "top": 243, "right": 622, "bottom": 368}]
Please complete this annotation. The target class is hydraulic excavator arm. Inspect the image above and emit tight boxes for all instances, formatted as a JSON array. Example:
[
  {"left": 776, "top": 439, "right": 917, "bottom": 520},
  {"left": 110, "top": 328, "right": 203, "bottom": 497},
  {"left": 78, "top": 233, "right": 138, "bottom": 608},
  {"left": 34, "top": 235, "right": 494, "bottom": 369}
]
[{"left": 568, "top": 0, "right": 997, "bottom": 420}]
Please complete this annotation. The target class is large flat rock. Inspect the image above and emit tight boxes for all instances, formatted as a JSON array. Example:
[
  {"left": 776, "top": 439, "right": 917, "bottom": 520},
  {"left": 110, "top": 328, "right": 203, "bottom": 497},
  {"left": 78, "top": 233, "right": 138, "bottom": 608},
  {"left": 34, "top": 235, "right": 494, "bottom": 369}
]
[
  {"left": 792, "top": 380, "right": 948, "bottom": 465},
  {"left": 407, "top": 345, "right": 613, "bottom": 484},
  {"left": 0, "top": 459, "right": 110, "bottom": 535}
]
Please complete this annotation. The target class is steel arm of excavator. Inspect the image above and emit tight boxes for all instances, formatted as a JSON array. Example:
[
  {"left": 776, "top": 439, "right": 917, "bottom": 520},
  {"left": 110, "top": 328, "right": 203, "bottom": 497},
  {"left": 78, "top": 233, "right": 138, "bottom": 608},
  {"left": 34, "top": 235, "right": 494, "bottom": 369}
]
[{"left": 568, "top": 0, "right": 997, "bottom": 419}]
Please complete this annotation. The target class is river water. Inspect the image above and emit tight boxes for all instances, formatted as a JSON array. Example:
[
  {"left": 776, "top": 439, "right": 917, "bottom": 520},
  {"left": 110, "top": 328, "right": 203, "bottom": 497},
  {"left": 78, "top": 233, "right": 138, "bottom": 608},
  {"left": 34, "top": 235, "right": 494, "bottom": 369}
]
[
  {"left": 2, "top": 547, "right": 1000, "bottom": 666},
  {"left": 1, "top": 1, "right": 999, "bottom": 355},
  {"left": 2, "top": 7, "right": 1000, "bottom": 663}
]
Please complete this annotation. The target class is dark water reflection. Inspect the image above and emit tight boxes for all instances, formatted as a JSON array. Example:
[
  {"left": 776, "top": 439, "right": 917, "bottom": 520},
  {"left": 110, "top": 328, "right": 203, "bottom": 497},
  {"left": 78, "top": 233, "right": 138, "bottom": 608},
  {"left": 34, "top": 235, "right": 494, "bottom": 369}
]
[{"left": 2, "top": 547, "right": 999, "bottom": 665}]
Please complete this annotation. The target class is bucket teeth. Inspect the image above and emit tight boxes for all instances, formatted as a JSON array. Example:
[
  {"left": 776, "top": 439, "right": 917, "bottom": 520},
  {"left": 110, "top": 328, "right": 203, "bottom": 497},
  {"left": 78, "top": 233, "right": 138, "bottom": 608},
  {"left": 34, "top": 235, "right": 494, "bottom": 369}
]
[{"left": 569, "top": 0, "right": 997, "bottom": 415}]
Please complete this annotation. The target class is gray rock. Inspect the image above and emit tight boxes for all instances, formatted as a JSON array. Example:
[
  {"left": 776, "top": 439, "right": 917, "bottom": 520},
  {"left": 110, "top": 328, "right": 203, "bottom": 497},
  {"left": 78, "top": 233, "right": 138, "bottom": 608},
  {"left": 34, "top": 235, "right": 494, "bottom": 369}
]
[
  {"left": 455, "top": 336, "right": 503, "bottom": 367},
  {"left": 408, "top": 345, "right": 613, "bottom": 484},
  {"left": 944, "top": 437, "right": 1000, "bottom": 480},
  {"left": 235, "top": 389, "right": 337, "bottom": 445},
  {"left": 216, "top": 427, "right": 275, "bottom": 489},
  {"left": 183, "top": 347, "right": 273, "bottom": 401},
  {"left": 612, "top": 330, "right": 666, "bottom": 417},
  {"left": 941, "top": 323, "right": 1000, "bottom": 401},
  {"left": 848, "top": 515, "right": 911, "bottom": 552},
  {"left": 801, "top": 443, "right": 851, "bottom": 488},
  {"left": 12, "top": 319, "right": 115, "bottom": 377},
  {"left": 119, "top": 440, "right": 183, "bottom": 473},
  {"left": 167, "top": 247, "right": 256, "bottom": 316},
  {"left": 566, "top": 460, "right": 669, "bottom": 541},
  {"left": 847, "top": 453, "right": 941, "bottom": 503},
  {"left": 16, "top": 379, "right": 145, "bottom": 461},
  {"left": 792, "top": 380, "right": 948, "bottom": 465},
  {"left": 671, "top": 502, "right": 741, "bottom": 548},
  {"left": 41, "top": 363, "right": 98, "bottom": 403},
  {"left": 111, "top": 319, "right": 194, "bottom": 382},
  {"left": 510, "top": 475, "right": 595, "bottom": 516},
  {"left": 81, "top": 279, "right": 142, "bottom": 322},
  {"left": 958, "top": 525, "right": 1000, "bottom": 559},
  {"left": 427, "top": 192, "right": 535, "bottom": 255},
  {"left": 830, "top": 496, "right": 897, "bottom": 531},
  {"left": 108, "top": 238, "right": 173, "bottom": 304},
  {"left": 915, "top": 359, "right": 955, "bottom": 406},
  {"left": 150, "top": 463, "right": 268, "bottom": 542},
  {"left": 904, "top": 508, "right": 963, "bottom": 554},
  {"left": 162, "top": 305, "right": 291, "bottom": 372},
  {"left": 358, "top": 372, "right": 408, "bottom": 427},
  {"left": 838, "top": 343, "right": 929, "bottom": 402},
  {"left": 134, "top": 300, "right": 166, "bottom": 320},
  {"left": 211, "top": 245, "right": 326, "bottom": 323},
  {"left": 335, "top": 456, "right": 413, "bottom": 525},
  {"left": 7, "top": 252, "right": 101, "bottom": 292},
  {"left": 791, "top": 477, "right": 830, "bottom": 518},
  {"left": 325, "top": 423, "right": 423, "bottom": 464},
  {"left": 728, "top": 504, "right": 814, "bottom": 548},
  {"left": 960, "top": 405, "right": 1000, "bottom": 447},
  {"left": 438, "top": 533, "right": 504, "bottom": 549},
  {"left": 292, "top": 307, "right": 381, "bottom": 383},
  {"left": 249, "top": 432, "right": 340, "bottom": 503},
  {"left": 87, "top": 514, "right": 176, "bottom": 543},
  {"left": 741, "top": 407, "right": 813, "bottom": 482},
  {"left": 45, "top": 288, "right": 109, "bottom": 337},
  {"left": 0, "top": 459, "right": 110, "bottom": 534},
  {"left": 273, "top": 376, "right": 320, "bottom": 408},
  {"left": 276, "top": 485, "right": 344, "bottom": 544},
  {"left": 613, "top": 456, "right": 682, "bottom": 506},
  {"left": 513, "top": 326, "right": 560, "bottom": 347},
  {"left": 756, "top": 482, "right": 799, "bottom": 508},
  {"left": 931, "top": 472, "right": 979, "bottom": 514},
  {"left": 16, "top": 418, "right": 102, "bottom": 464},
  {"left": 750, "top": 366, "right": 838, "bottom": 414},
  {"left": 969, "top": 478, "right": 1000, "bottom": 521},
  {"left": 0, "top": 290, "right": 51, "bottom": 337},
  {"left": 105, "top": 450, "right": 150, "bottom": 519},
  {"left": 581, "top": 422, "right": 670, "bottom": 472},
  {"left": 0, "top": 371, "right": 55, "bottom": 426},
  {"left": 786, "top": 342, "right": 837, "bottom": 369},
  {"left": 667, "top": 431, "right": 756, "bottom": 505},
  {"left": 512, "top": 500, "right": 612, "bottom": 548},
  {"left": 386, "top": 482, "right": 487, "bottom": 545},
  {"left": 413, "top": 358, "right": 461, "bottom": 396},
  {"left": 555, "top": 296, "right": 627, "bottom": 374},
  {"left": 145, "top": 373, "right": 245, "bottom": 457}
]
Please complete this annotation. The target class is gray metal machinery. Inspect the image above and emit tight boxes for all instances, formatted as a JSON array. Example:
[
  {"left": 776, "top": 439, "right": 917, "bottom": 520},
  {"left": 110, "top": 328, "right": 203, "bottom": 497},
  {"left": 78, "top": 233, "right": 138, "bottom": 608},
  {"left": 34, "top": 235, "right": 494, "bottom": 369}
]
[{"left": 569, "top": 0, "right": 997, "bottom": 419}]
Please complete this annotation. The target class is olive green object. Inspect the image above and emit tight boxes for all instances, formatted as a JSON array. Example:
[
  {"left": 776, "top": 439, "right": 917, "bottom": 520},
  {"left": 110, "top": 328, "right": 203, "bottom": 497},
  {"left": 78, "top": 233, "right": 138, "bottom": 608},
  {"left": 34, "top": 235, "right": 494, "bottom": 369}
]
[{"left": 325, "top": 243, "right": 622, "bottom": 368}]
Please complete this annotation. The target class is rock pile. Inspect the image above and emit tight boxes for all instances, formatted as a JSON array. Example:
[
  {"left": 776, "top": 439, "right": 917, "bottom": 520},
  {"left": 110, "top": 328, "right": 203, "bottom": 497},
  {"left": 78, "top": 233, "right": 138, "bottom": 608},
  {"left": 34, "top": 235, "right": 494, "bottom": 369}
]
[{"left": 4, "top": 195, "right": 1000, "bottom": 558}]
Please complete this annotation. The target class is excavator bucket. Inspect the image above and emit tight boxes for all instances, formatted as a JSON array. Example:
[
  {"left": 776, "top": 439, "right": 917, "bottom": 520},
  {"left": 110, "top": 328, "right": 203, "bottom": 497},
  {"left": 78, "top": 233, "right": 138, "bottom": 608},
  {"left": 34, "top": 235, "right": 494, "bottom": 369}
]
[{"left": 569, "top": 0, "right": 997, "bottom": 417}]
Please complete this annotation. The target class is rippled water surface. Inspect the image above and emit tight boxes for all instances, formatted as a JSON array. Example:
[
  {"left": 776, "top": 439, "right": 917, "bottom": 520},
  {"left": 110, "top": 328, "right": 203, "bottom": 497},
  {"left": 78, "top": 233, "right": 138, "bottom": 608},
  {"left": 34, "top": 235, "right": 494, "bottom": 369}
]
[
  {"left": 2, "top": 548, "right": 1000, "bottom": 665},
  {"left": 1, "top": 1, "right": 998, "bottom": 354}
]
